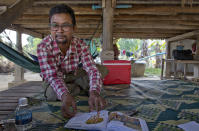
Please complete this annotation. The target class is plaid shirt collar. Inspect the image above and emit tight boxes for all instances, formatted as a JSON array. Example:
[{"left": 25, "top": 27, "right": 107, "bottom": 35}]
[{"left": 47, "top": 35, "right": 77, "bottom": 57}]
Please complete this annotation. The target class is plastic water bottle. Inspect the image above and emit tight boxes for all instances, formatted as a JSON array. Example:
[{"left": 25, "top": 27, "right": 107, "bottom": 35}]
[{"left": 15, "top": 97, "right": 32, "bottom": 131}]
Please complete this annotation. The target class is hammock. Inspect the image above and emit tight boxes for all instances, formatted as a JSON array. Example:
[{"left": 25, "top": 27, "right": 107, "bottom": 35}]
[
  {"left": 0, "top": 41, "right": 41, "bottom": 73},
  {"left": 0, "top": 41, "right": 99, "bottom": 73}
]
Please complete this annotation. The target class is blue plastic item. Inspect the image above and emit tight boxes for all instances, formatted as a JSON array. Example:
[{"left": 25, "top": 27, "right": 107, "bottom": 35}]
[{"left": 176, "top": 45, "right": 184, "bottom": 50}]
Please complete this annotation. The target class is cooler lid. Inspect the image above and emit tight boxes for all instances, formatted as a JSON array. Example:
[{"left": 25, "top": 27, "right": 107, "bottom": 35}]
[{"left": 103, "top": 60, "right": 131, "bottom": 65}]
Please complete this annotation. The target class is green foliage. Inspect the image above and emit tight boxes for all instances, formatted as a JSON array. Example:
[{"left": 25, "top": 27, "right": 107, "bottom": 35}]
[
  {"left": 144, "top": 68, "right": 161, "bottom": 76},
  {"left": 160, "top": 41, "right": 166, "bottom": 51},
  {"left": 0, "top": 33, "right": 13, "bottom": 47},
  {"left": 93, "top": 38, "right": 102, "bottom": 53},
  {"left": 148, "top": 40, "right": 166, "bottom": 53},
  {"left": 117, "top": 38, "right": 143, "bottom": 58},
  {"left": 0, "top": 33, "right": 13, "bottom": 60},
  {"left": 117, "top": 38, "right": 142, "bottom": 51},
  {"left": 92, "top": 38, "right": 101, "bottom": 47},
  {"left": 23, "top": 36, "right": 42, "bottom": 55}
]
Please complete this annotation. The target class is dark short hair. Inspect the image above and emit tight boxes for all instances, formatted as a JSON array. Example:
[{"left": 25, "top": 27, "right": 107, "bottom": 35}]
[{"left": 49, "top": 4, "right": 76, "bottom": 26}]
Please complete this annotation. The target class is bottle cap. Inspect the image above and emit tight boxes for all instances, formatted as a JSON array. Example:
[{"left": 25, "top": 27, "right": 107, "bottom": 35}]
[{"left": 18, "top": 97, "right": 28, "bottom": 106}]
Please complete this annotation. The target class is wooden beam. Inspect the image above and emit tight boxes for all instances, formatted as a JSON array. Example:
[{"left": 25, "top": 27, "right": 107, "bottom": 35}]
[
  {"left": 20, "top": 14, "right": 199, "bottom": 21},
  {"left": 76, "top": 33, "right": 175, "bottom": 39},
  {"left": 9, "top": 25, "right": 43, "bottom": 38},
  {"left": 35, "top": 28, "right": 186, "bottom": 33},
  {"left": 113, "top": 23, "right": 198, "bottom": 30},
  {"left": 76, "top": 28, "right": 185, "bottom": 34},
  {"left": 14, "top": 18, "right": 199, "bottom": 27},
  {"left": 116, "top": 0, "right": 199, "bottom": 5},
  {"left": 14, "top": 19, "right": 49, "bottom": 24},
  {"left": 176, "top": 21, "right": 199, "bottom": 26},
  {"left": 0, "top": 6, "right": 7, "bottom": 15},
  {"left": 32, "top": 0, "right": 199, "bottom": 6},
  {"left": 113, "top": 33, "right": 174, "bottom": 39},
  {"left": 20, "top": 24, "right": 102, "bottom": 29},
  {"left": 18, "top": 21, "right": 199, "bottom": 30},
  {"left": 113, "top": 29, "right": 187, "bottom": 34},
  {"left": 19, "top": 14, "right": 49, "bottom": 20},
  {"left": 167, "top": 30, "right": 199, "bottom": 42},
  {"left": 20, "top": 14, "right": 101, "bottom": 20},
  {"left": 18, "top": 14, "right": 199, "bottom": 27},
  {"left": 24, "top": 5, "right": 199, "bottom": 16},
  {"left": 76, "top": 32, "right": 177, "bottom": 37},
  {"left": 17, "top": 31, "right": 197, "bottom": 40},
  {"left": 0, "top": 0, "right": 17, "bottom": 6},
  {"left": 33, "top": 0, "right": 101, "bottom": 5},
  {"left": 0, "top": 0, "right": 34, "bottom": 33},
  {"left": 115, "top": 6, "right": 199, "bottom": 15},
  {"left": 24, "top": 6, "right": 102, "bottom": 15},
  {"left": 114, "top": 14, "right": 199, "bottom": 21},
  {"left": 114, "top": 20, "right": 199, "bottom": 26},
  {"left": 14, "top": 19, "right": 101, "bottom": 25}
]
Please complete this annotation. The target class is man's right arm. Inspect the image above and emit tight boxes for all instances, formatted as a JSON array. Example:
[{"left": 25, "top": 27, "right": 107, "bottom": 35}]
[{"left": 37, "top": 39, "right": 68, "bottom": 100}]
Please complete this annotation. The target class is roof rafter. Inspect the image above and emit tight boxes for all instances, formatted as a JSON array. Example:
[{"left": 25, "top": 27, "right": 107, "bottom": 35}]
[
  {"left": 9, "top": 25, "right": 43, "bottom": 38},
  {"left": 167, "top": 30, "right": 199, "bottom": 42},
  {"left": 0, "top": 0, "right": 34, "bottom": 33}
]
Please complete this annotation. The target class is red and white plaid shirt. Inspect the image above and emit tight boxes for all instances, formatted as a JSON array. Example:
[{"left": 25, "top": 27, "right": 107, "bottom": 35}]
[{"left": 37, "top": 35, "right": 102, "bottom": 100}]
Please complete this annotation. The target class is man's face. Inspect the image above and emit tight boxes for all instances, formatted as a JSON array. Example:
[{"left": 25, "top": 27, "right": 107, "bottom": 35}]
[{"left": 50, "top": 13, "right": 74, "bottom": 45}]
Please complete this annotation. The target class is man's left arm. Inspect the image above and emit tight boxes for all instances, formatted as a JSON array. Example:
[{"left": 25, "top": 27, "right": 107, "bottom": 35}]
[
  {"left": 80, "top": 42, "right": 106, "bottom": 111},
  {"left": 81, "top": 43, "right": 102, "bottom": 94}
]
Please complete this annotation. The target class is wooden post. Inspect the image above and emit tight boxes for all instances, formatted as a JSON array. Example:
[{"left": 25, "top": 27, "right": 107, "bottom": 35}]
[
  {"left": 165, "top": 41, "right": 172, "bottom": 78},
  {"left": 160, "top": 59, "right": 165, "bottom": 80},
  {"left": 194, "top": 36, "right": 199, "bottom": 77},
  {"left": 194, "top": 64, "right": 199, "bottom": 78},
  {"left": 15, "top": 30, "right": 25, "bottom": 82},
  {"left": 183, "top": 63, "right": 188, "bottom": 80},
  {"left": 100, "top": 0, "right": 114, "bottom": 62},
  {"left": 196, "top": 36, "right": 199, "bottom": 56},
  {"left": 8, "top": 30, "right": 25, "bottom": 88}
]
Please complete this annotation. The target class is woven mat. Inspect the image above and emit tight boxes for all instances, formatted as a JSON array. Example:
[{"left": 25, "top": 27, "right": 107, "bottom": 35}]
[{"left": 26, "top": 80, "right": 199, "bottom": 131}]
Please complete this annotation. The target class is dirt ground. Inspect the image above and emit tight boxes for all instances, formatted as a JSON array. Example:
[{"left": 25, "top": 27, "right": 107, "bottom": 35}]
[{"left": 0, "top": 71, "right": 42, "bottom": 91}]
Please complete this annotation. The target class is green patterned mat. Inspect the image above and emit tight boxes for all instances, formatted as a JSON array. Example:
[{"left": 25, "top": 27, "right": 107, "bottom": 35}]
[{"left": 25, "top": 80, "right": 199, "bottom": 131}]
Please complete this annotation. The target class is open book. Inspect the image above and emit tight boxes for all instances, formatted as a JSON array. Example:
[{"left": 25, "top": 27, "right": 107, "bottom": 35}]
[{"left": 64, "top": 110, "right": 149, "bottom": 131}]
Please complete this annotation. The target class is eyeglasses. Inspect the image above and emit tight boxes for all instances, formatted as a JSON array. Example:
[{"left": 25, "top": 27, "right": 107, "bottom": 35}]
[{"left": 49, "top": 23, "right": 73, "bottom": 31}]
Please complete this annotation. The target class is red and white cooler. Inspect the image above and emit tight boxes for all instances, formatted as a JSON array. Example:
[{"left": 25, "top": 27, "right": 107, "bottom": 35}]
[{"left": 103, "top": 60, "right": 131, "bottom": 85}]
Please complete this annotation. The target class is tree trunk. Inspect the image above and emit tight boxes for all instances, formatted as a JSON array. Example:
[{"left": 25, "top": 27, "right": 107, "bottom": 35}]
[
  {"left": 141, "top": 40, "right": 148, "bottom": 64},
  {"left": 155, "top": 42, "right": 161, "bottom": 68}
]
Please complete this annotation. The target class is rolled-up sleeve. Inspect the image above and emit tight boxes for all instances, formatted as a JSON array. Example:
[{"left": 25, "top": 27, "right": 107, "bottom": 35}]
[
  {"left": 37, "top": 41, "right": 68, "bottom": 100},
  {"left": 80, "top": 42, "right": 102, "bottom": 94}
]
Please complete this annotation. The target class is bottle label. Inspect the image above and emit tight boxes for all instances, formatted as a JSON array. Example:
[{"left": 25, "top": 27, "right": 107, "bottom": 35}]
[{"left": 15, "top": 110, "right": 32, "bottom": 125}]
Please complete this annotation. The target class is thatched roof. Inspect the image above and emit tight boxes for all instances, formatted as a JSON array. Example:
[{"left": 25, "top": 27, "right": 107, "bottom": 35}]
[{"left": 1, "top": 0, "right": 199, "bottom": 39}]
